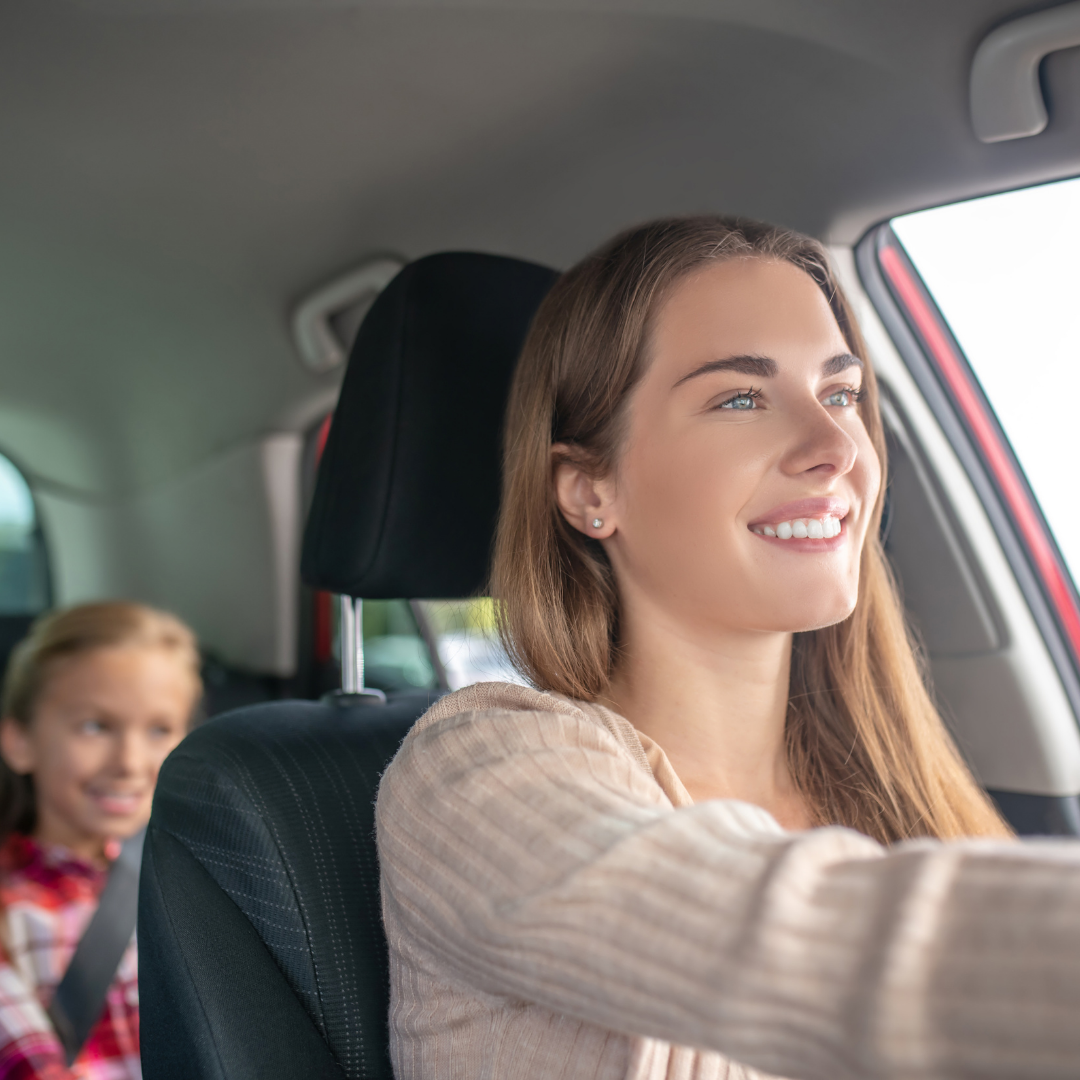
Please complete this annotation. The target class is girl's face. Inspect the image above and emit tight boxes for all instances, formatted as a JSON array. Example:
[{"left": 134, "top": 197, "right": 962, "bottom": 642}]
[
  {"left": 0, "top": 645, "right": 195, "bottom": 861},
  {"left": 563, "top": 257, "right": 881, "bottom": 639}
]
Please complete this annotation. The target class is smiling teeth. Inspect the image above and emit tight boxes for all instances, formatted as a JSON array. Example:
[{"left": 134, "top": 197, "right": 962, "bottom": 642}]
[{"left": 753, "top": 516, "right": 841, "bottom": 539}]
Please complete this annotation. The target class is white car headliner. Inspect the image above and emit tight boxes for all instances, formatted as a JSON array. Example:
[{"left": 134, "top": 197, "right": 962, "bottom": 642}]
[{"left": 2, "top": 0, "right": 1077, "bottom": 495}]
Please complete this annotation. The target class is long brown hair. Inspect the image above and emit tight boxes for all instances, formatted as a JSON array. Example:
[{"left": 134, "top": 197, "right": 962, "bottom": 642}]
[
  {"left": 0, "top": 601, "right": 202, "bottom": 843},
  {"left": 491, "top": 215, "right": 1009, "bottom": 844}
]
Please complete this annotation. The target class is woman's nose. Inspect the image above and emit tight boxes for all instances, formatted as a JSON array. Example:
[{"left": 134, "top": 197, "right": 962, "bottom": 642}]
[{"left": 780, "top": 401, "right": 859, "bottom": 478}]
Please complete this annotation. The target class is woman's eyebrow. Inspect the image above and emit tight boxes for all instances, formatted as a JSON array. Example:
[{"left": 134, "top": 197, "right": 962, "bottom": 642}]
[
  {"left": 822, "top": 352, "right": 863, "bottom": 376},
  {"left": 672, "top": 354, "right": 778, "bottom": 388}
]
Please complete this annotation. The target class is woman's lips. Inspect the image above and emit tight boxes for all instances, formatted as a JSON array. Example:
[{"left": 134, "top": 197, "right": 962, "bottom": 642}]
[
  {"left": 748, "top": 497, "right": 849, "bottom": 528},
  {"left": 753, "top": 515, "right": 842, "bottom": 540},
  {"left": 748, "top": 498, "right": 850, "bottom": 546}
]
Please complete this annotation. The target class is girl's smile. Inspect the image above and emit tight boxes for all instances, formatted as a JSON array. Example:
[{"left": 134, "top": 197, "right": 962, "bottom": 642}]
[{"left": 0, "top": 643, "right": 195, "bottom": 864}]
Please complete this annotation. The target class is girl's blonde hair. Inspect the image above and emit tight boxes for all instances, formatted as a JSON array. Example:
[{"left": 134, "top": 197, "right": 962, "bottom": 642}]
[
  {"left": 491, "top": 214, "right": 1010, "bottom": 844},
  {"left": 0, "top": 601, "right": 202, "bottom": 839}
]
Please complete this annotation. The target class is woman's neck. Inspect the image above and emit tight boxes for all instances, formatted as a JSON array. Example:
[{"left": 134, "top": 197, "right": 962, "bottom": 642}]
[{"left": 602, "top": 603, "right": 812, "bottom": 829}]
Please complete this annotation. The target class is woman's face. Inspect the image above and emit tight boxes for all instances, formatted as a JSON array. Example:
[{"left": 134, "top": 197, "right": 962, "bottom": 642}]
[{"left": 578, "top": 257, "right": 881, "bottom": 639}]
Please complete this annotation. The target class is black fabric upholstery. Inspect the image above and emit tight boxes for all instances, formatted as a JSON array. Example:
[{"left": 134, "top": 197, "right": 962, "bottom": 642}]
[
  {"left": 140, "top": 696, "right": 431, "bottom": 1079},
  {"left": 139, "top": 828, "right": 346, "bottom": 1080},
  {"left": 301, "top": 252, "right": 558, "bottom": 599}
]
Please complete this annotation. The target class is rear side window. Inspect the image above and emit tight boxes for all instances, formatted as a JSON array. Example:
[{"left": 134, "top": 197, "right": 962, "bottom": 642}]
[
  {"left": 891, "top": 178, "right": 1080, "bottom": 586},
  {"left": 313, "top": 596, "right": 523, "bottom": 695},
  {"left": 360, "top": 599, "right": 439, "bottom": 694},
  {"left": 0, "top": 452, "right": 48, "bottom": 615},
  {"left": 357, "top": 598, "right": 523, "bottom": 694},
  {"left": 419, "top": 599, "right": 523, "bottom": 690}
]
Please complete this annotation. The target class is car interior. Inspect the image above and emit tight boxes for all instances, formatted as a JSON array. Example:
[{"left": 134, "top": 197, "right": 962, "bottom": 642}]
[{"left": 4, "top": 1, "right": 1080, "bottom": 1076}]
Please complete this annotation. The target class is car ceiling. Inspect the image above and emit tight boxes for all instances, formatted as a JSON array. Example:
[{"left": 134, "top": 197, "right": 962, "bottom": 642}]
[{"left": 1, "top": 0, "right": 1078, "bottom": 500}]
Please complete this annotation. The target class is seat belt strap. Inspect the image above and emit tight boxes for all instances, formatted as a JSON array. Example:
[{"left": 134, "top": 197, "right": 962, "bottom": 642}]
[{"left": 47, "top": 828, "right": 145, "bottom": 1065}]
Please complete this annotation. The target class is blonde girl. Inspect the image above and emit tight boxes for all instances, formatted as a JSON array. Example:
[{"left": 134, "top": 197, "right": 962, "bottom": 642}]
[{"left": 0, "top": 602, "right": 200, "bottom": 1080}]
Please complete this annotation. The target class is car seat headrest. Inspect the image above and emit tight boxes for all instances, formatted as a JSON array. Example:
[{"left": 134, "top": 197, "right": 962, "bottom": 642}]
[{"left": 301, "top": 252, "right": 559, "bottom": 599}]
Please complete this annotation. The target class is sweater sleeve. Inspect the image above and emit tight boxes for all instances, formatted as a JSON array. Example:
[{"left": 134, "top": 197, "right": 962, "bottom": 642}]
[{"left": 376, "top": 705, "right": 1080, "bottom": 1080}]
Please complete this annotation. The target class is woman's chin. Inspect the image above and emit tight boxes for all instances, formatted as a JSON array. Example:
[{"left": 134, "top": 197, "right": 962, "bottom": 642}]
[
  {"left": 794, "top": 599, "right": 858, "bottom": 633},
  {"left": 740, "top": 593, "right": 859, "bottom": 635}
]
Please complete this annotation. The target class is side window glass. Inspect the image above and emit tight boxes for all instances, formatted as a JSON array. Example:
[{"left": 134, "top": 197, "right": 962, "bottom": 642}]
[
  {"left": 418, "top": 599, "right": 526, "bottom": 691},
  {"left": 0, "top": 452, "right": 48, "bottom": 615},
  {"left": 330, "top": 596, "right": 526, "bottom": 695},
  {"left": 361, "top": 599, "right": 438, "bottom": 694},
  {"left": 891, "top": 177, "right": 1080, "bottom": 587},
  {"left": 337, "top": 597, "right": 526, "bottom": 694}
]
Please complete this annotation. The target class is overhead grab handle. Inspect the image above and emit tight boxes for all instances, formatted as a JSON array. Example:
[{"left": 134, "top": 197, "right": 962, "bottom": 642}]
[
  {"left": 971, "top": 0, "right": 1080, "bottom": 142},
  {"left": 292, "top": 257, "right": 403, "bottom": 374}
]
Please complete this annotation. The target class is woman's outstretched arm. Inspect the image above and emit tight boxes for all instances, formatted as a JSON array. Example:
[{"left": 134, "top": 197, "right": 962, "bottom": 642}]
[{"left": 377, "top": 703, "right": 1080, "bottom": 1080}]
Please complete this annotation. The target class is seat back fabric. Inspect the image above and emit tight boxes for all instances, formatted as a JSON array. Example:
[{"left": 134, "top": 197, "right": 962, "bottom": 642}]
[{"left": 140, "top": 697, "right": 428, "bottom": 1079}]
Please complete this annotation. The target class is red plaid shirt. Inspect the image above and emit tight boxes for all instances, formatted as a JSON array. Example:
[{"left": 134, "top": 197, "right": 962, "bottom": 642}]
[{"left": 0, "top": 835, "right": 139, "bottom": 1080}]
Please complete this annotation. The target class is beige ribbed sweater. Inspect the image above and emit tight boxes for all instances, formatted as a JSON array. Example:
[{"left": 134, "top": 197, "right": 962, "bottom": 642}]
[{"left": 376, "top": 681, "right": 1080, "bottom": 1080}]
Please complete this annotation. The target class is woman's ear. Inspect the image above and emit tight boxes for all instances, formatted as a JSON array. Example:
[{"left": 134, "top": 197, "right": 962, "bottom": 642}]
[
  {"left": 552, "top": 444, "right": 617, "bottom": 539},
  {"left": 0, "top": 716, "right": 35, "bottom": 775}
]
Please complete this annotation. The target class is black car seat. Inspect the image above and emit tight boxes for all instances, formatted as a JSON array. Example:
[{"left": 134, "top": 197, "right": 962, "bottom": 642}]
[{"left": 138, "top": 253, "right": 559, "bottom": 1080}]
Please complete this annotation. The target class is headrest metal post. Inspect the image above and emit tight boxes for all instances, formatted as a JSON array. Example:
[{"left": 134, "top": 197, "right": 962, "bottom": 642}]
[
  {"left": 339, "top": 595, "right": 363, "bottom": 692},
  {"left": 354, "top": 597, "right": 365, "bottom": 690},
  {"left": 324, "top": 596, "right": 385, "bottom": 707}
]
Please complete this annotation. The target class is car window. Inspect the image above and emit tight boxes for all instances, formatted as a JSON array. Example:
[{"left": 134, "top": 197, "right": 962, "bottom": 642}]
[
  {"left": 891, "top": 177, "right": 1080, "bottom": 587},
  {"left": 418, "top": 599, "right": 526, "bottom": 691},
  {"left": 361, "top": 599, "right": 439, "bottom": 694},
  {"left": 323, "top": 597, "right": 525, "bottom": 694},
  {"left": 0, "top": 451, "right": 48, "bottom": 615}
]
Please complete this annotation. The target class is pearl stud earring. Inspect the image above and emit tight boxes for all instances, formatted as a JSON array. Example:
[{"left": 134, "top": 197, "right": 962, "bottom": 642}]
[{"left": 592, "top": 518, "right": 603, "bottom": 529}]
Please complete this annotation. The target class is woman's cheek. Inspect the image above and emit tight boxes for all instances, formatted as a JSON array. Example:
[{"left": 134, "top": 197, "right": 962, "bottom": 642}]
[{"left": 854, "top": 418, "right": 882, "bottom": 497}]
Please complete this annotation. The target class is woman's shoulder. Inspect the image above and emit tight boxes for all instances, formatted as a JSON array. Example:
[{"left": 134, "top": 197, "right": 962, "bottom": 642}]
[
  {"left": 414, "top": 682, "right": 648, "bottom": 759},
  {"left": 412, "top": 681, "right": 587, "bottom": 732},
  {"left": 379, "top": 681, "right": 654, "bottom": 797},
  {"left": 375, "top": 682, "right": 680, "bottom": 867}
]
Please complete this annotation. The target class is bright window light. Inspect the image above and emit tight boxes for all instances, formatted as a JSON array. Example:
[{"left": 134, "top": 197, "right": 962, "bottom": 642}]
[
  {"left": 892, "top": 177, "right": 1080, "bottom": 584},
  {"left": 0, "top": 455, "right": 33, "bottom": 531}
]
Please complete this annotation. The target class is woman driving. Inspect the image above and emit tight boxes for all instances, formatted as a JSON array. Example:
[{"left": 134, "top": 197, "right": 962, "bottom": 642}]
[{"left": 376, "top": 216, "right": 1073, "bottom": 1079}]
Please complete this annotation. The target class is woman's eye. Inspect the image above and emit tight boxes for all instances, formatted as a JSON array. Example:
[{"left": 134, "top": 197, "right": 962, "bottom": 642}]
[
  {"left": 719, "top": 392, "right": 759, "bottom": 411},
  {"left": 825, "top": 388, "right": 861, "bottom": 407},
  {"left": 78, "top": 719, "right": 105, "bottom": 735}
]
